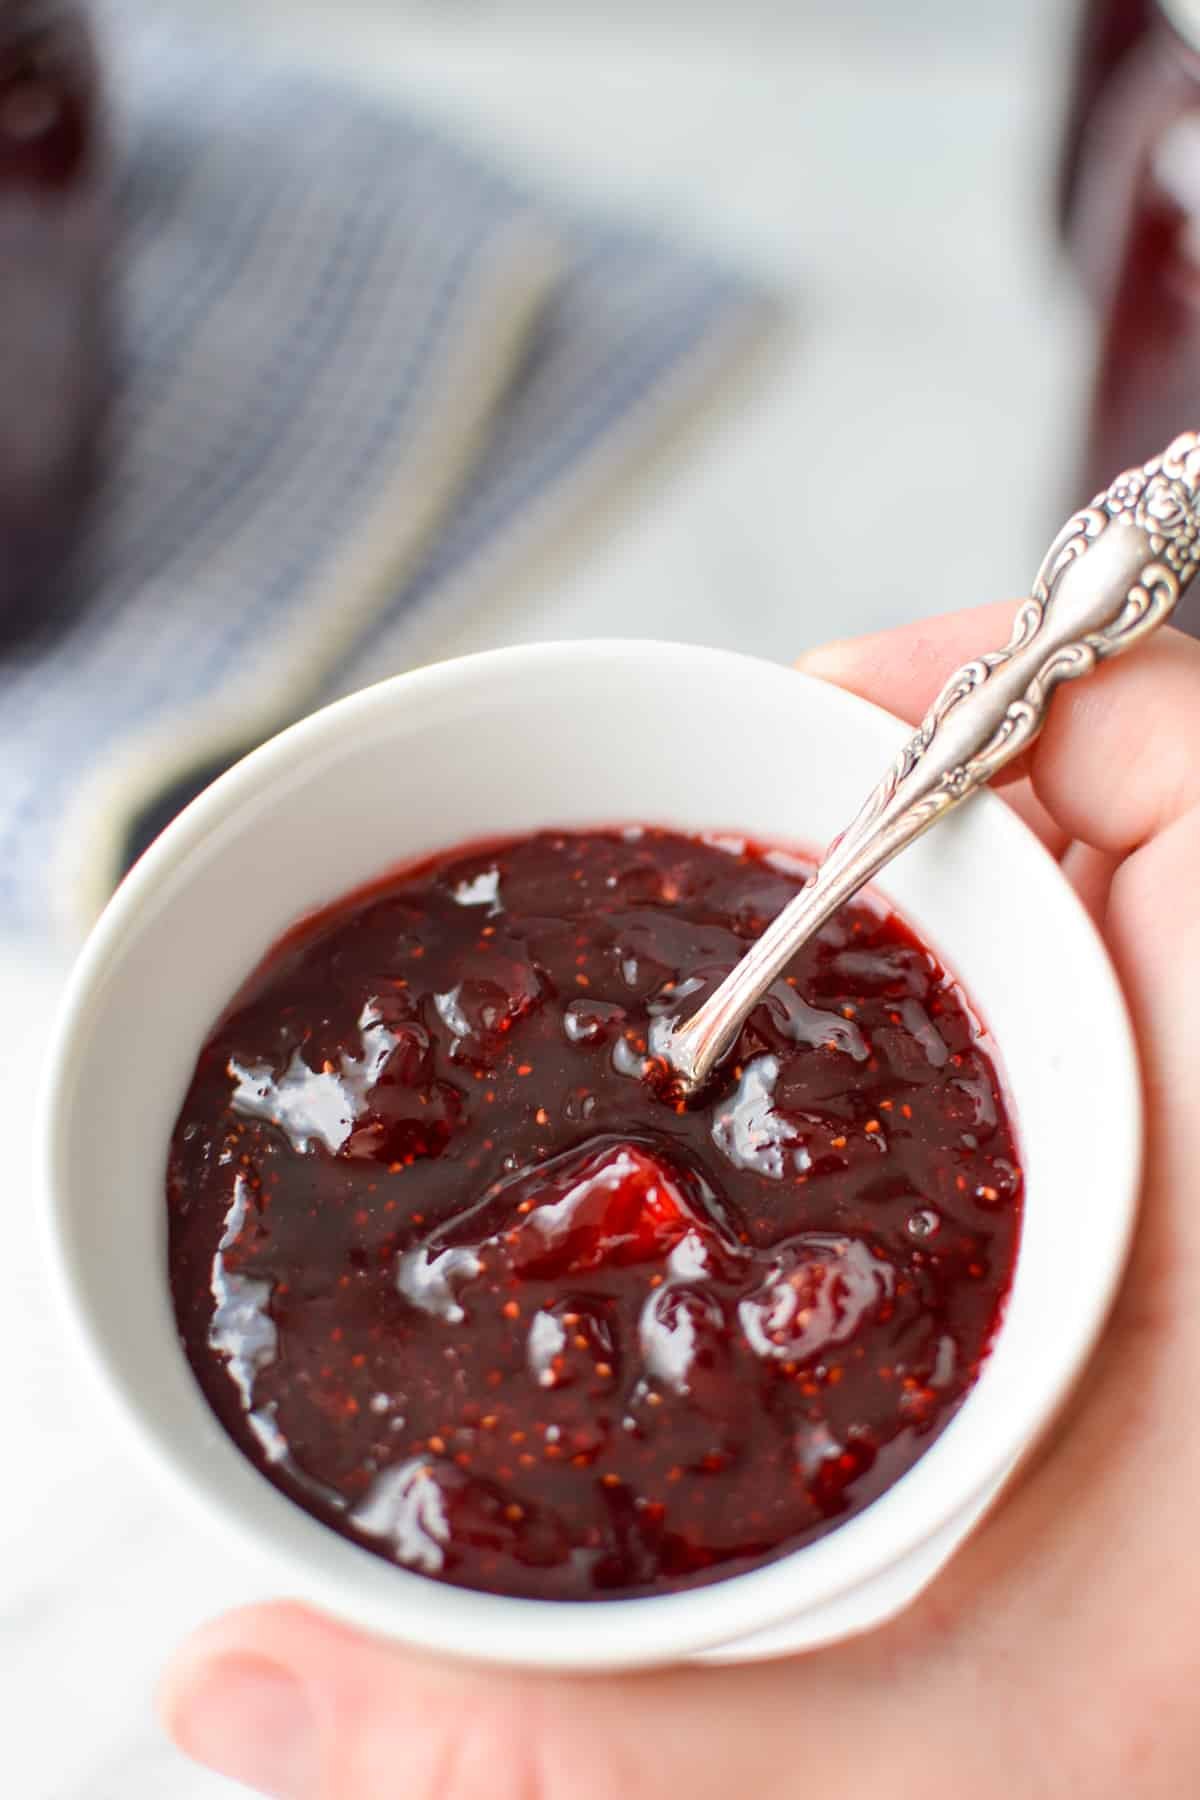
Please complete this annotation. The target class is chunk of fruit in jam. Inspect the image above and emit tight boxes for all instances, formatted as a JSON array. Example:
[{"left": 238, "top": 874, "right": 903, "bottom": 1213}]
[
  {"left": 398, "top": 1140, "right": 710, "bottom": 1318},
  {"left": 503, "top": 1141, "right": 698, "bottom": 1278}
]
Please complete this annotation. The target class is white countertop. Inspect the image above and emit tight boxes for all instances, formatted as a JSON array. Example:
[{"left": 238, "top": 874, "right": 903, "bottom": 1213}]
[{"left": 4, "top": 2, "right": 1086, "bottom": 1793}]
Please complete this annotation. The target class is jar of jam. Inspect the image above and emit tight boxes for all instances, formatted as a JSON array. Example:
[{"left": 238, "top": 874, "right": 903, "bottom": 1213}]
[
  {"left": 0, "top": 1, "right": 108, "bottom": 644},
  {"left": 1058, "top": 0, "right": 1154, "bottom": 241},
  {"left": 1064, "top": 2, "right": 1200, "bottom": 634}
]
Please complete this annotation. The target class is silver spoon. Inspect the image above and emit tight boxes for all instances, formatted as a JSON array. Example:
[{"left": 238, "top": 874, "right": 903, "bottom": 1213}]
[{"left": 663, "top": 430, "right": 1200, "bottom": 1095}]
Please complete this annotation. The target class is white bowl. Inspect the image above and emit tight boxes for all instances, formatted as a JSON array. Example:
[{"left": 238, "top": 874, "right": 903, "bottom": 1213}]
[{"left": 39, "top": 640, "right": 1141, "bottom": 1671}]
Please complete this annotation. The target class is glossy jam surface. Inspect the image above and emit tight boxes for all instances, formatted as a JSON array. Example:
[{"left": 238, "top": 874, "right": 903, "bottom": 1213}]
[{"left": 168, "top": 830, "right": 1023, "bottom": 1601}]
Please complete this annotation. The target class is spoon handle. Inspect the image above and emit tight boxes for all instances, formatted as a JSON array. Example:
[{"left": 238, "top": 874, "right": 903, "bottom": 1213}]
[{"left": 667, "top": 430, "right": 1200, "bottom": 1091}]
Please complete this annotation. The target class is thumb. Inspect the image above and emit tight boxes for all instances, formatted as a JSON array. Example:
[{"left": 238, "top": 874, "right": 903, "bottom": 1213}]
[
  {"left": 159, "top": 1600, "right": 921, "bottom": 1800},
  {"left": 160, "top": 1602, "right": 543, "bottom": 1800}
]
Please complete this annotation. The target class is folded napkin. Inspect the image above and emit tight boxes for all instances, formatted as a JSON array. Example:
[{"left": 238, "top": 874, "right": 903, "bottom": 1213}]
[{"left": 0, "top": 10, "right": 777, "bottom": 939}]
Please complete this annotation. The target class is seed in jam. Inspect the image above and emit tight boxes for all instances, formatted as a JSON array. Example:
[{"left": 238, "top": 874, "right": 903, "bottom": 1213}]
[{"left": 167, "top": 828, "right": 1022, "bottom": 1601}]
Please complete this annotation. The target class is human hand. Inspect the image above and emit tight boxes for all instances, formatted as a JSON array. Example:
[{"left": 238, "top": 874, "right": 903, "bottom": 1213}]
[{"left": 160, "top": 606, "right": 1200, "bottom": 1798}]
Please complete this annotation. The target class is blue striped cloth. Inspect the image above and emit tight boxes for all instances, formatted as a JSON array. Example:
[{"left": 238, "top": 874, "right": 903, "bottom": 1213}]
[{"left": 0, "top": 12, "right": 775, "bottom": 937}]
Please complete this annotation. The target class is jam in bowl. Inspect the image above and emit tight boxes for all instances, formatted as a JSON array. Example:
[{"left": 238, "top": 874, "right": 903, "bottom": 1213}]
[
  {"left": 40, "top": 640, "right": 1141, "bottom": 1668},
  {"left": 168, "top": 827, "right": 1023, "bottom": 1603}
]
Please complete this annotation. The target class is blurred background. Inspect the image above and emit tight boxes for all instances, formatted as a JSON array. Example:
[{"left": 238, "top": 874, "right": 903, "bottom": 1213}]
[
  {"left": 1, "top": 0, "right": 1177, "bottom": 1791},
  {"left": 163, "top": 0, "right": 1084, "bottom": 655}
]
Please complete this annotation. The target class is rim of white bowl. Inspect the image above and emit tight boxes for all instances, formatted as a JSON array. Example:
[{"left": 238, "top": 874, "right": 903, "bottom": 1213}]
[{"left": 38, "top": 639, "right": 1143, "bottom": 1669}]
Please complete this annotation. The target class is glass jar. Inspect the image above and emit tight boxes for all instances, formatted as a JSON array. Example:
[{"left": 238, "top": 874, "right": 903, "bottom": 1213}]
[
  {"left": 1065, "top": 2, "right": 1200, "bottom": 635},
  {"left": 1058, "top": 0, "right": 1154, "bottom": 239},
  {"left": 0, "top": 1, "right": 109, "bottom": 644}
]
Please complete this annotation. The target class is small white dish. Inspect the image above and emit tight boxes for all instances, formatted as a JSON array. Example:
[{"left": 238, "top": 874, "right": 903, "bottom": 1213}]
[{"left": 39, "top": 639, "right": 1141, "bottom": 1671}]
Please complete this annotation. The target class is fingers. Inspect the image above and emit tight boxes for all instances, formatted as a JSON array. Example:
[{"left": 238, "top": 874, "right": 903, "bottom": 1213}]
[
  {"left": 161, "top": 1602, "right": 531, "bottom": 1800},
  {"left": 1059, "top": 842, "right": 1122, "bottom": 928},
  {"left": 798, "top": 611, "right": 1200, "bottom": 862},
  {"left": 797, "top": 603, "right": 1022, "bottom": 722},
  {"left": 1105, "top": 809, "right": 1200, "bottom": 1289},
  {"left": 1028, "top": 626, "right": 1200, "bottom": 856},
  {"left": 162, "top": 1640, "right": 314, "bottom": 1799},
  {"left": 163, "top": 1603, "right": 614, "bottom": 1800},
  {"left": 796, "top": 608, "right": 1071, "bottom": 858}
]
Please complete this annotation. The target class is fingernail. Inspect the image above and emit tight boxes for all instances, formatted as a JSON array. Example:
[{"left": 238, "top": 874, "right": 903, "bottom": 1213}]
[
  {"left": 794, "top": 638, "right": 854, "bottom": 676},
  {"left": 169, "top": 1654, "right": 316, "bottom": 1799}
]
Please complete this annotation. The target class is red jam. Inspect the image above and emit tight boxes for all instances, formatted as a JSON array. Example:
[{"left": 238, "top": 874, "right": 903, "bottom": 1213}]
[{"left": 167, "top": 829, "right": 1022, "bottom": 1601}]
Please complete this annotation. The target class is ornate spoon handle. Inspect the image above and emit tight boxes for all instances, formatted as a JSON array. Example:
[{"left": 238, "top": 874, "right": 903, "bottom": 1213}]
[{"left": 665, "top": 431, "right": 1200, "bottom": 1092}]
